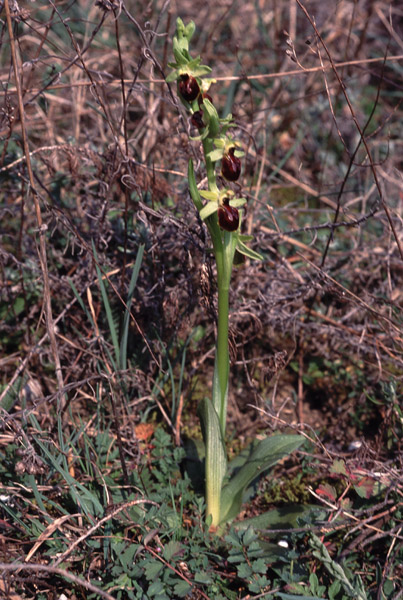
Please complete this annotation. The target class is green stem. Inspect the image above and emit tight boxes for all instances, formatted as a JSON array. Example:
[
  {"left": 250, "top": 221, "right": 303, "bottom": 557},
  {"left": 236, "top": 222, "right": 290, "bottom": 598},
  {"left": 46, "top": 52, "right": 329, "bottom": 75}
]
[
  {"left": 201, "top": 137, "right": 231, "bottom": 437},
  {"left": 215, "top": 273, "right": 229, "bottom": 436},
  {"left": 203, "top": 137, "right": 218, "bottom": 193},
  {"left": 191, "top": 110, "right": 236, "bottom": 526}
]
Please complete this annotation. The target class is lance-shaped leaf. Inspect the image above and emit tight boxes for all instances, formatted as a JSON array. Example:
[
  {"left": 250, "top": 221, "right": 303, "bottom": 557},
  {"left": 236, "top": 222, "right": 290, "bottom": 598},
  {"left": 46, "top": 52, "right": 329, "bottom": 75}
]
[
  {"left": 234, "top": 504, "right": 327, "bottom": 531},
  {"left": 219, "top": 434, "right": 303, "bottom": 525},
  {"left": 187, "top": 159, "right": 203, "bottom": 212}
]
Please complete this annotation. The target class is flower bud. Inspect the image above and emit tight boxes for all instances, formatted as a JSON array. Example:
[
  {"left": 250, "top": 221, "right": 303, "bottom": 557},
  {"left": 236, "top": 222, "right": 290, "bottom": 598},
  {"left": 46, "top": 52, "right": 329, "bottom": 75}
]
[
  {"left": 218, "top": 203, "right": 239, "bottom": 232},
  {"left": 221, "top": 147, "right": 241, "bottom": 181},
  {"left": 198, "top": 93, "right": 213, "bottom": 107},
  {"left": 190, "top": 110, "right": 204, "bottom": 129},
  {"left": 178, "top": 74, "right": 200, "bottom": 102}
]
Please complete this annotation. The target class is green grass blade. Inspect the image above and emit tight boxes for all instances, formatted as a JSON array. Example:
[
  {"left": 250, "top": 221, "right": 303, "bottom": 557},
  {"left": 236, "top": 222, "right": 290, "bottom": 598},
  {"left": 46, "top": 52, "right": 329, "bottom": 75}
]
[
  {"left": 119, "top": 244, "right": 144, "bottom": 371},
  {"left": 67, "top": 278, "right": 96, "bottom": 329},
  {"left": 27, "top": 473, "right": 53, "bottom": 524},
  {"left": 92, "top": 242, "right": 119, "bottom": 369},
  {"left": 30, "top": 416, "right": 103, "bottom": 519}
]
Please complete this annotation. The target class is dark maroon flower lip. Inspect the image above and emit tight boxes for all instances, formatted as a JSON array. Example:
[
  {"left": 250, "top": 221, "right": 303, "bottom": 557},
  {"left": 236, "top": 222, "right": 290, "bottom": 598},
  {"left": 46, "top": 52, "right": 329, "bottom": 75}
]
[
  {"left": 218, "top": 203, "right": 239, "bottom": 232},
  {"left": 178, "top": 74, "right": 200, "bottom": 102},
  {"left": 221, "top": 147, "right": 241, "bottom": 181}
]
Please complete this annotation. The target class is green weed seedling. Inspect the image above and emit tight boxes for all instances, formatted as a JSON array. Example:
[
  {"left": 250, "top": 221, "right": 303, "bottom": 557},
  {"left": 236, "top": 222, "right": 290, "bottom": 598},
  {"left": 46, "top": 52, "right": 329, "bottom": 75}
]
[{"left": 167, "top": 18, "right": 303, "bottom": 529}]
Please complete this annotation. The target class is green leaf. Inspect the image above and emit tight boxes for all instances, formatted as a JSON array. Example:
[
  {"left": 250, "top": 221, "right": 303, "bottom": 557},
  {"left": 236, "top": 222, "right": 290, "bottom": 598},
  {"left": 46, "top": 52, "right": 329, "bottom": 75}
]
[
  {"left": 173, "top": 581, "right": 193, "bottom": 597},
  {"left": 194, "top": 571, "right": 213, "bottom": 584},
  {"left": 237, "top": 563, "right": 252, "bottom": 578},
  {"left": 354, "top": 476, "right": 385, "bottom": 499},
  {"left": 198, "top": 398, "right": 227, "bottom": 526},
  {"left": 328, "top": 581, "right": 342, "bottom": 600},
  {"left": 252, "top": 558, "right": 268, "bottom": 574},
  {"left": 148, "top": 580, "right": 165, "bottom": 596},
  {"left": 220, "top": 435, "right": 303, "bottom": 524},
  {"left": 163, "top": 540, "right": 182, "bottom": 561},
  {"left": 144, "top": 560, "right": 164, "bottom": 580},
  {"left": 188, "top": 159, "right": 203, "bottom": 212},
  {"left": 243, "top": 526, "right": 258, "bottom": 546},
  {"left": 235, "top": 504, "right": 326, "bottom": 530},
  {"left": 186, "top": 57, "right": 212, "bottom": 75},
  {"left": 277, "top": 594, "right": 328, "bottom": 600}
]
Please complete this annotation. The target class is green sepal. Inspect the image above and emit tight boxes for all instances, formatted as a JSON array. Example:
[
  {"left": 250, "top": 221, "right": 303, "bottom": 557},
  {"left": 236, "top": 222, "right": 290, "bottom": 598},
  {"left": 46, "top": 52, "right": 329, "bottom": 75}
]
[
  {"left": 235, "top": 239, "right": 263, "bottom": 261},
  {"left": 229, "top": 198, "right": 246, "bottom": 208},
  {"left": 166, "top": 70, "right": 180, "bottom": 83},
  {"left": 200, "top": 190, "right": 218, "bottom": 201},
  {"left": 186, "top": 57, "right": 212, "bottom": 76},
  {"left": 207, "top": 148, "right": 224, "bottom": 162},
  {"left": 200, "top": 201, "right": 219, "bottom": 221},
  {"left": 202, "top": 99, "right": 220, "bottom": 138}
]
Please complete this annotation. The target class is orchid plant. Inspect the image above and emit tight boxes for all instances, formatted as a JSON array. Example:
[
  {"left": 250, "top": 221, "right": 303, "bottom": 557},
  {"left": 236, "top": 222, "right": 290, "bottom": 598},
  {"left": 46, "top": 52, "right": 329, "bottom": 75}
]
[{"left": 167, "top": 18, "right": 303, "bottom": 530}]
